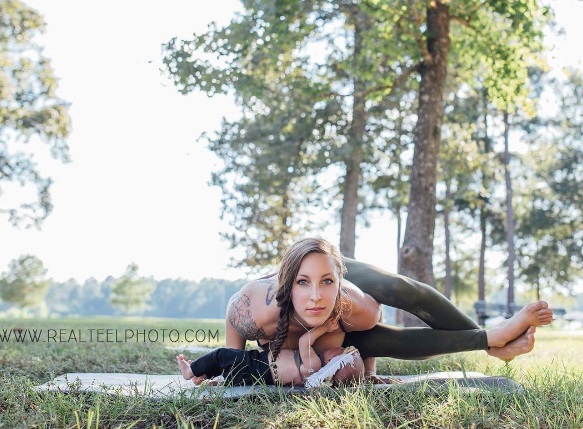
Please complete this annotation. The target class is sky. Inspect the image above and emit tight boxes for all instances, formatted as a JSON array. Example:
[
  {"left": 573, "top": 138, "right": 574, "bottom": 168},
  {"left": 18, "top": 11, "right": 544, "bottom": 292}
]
[{"left": 2, "top": 1, "right": 582, "bottom": 284}]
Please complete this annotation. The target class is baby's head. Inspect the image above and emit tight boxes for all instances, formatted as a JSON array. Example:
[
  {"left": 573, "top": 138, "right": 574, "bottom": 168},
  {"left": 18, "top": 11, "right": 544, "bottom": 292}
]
[{"left": 321, "top": 346, "right": 365, "bottom": 386}]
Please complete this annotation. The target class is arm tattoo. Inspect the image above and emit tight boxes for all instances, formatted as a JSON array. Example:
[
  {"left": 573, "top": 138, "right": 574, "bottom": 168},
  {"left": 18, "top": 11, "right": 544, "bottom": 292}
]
[
  {"left": 227, "top": 293, "right": 266, "bottom": 340},
  {"left": 265, "top": 284, "right": 275, "bottom": 306},
  {"left": 254, "top": 274, "right": 276, "bottom": 305}
]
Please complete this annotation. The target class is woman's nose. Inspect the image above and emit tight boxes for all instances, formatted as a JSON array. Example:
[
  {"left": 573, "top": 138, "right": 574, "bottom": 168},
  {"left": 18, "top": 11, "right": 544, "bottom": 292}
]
[{"left": 310, "top": 285, "right": 321, "bottom": 301}]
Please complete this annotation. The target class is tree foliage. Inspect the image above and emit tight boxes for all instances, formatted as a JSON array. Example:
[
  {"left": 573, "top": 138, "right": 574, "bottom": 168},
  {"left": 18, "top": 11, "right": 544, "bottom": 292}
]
[
  {"left": 388, "top": 0, "right": 549, "bottom": 295},
  {"left": 0, "top": 0, "right": 71, "bottom": 227},
  {"left": 162, "top": 0, "right": 422, "bottom": 266},
  {"left": 110, "top": 263, "right": 155, "bottom": 315},
  {"left": 159, "top": 0, "right": 580, "bottom": 308},
  {"left": 206, "top": 84, "right": 340, "bottom": 268},
  {"left": 0, "top": 254, "right": 50, "bottom": 314},
  {"left": 45, "top": 276, "right": 115, "bottom": 316},
  {"left": 162, "top": 0, "right": 550, "bottom": 283},
  {"left": 515, "top": 68, "right": 583, "bottom": 297}
]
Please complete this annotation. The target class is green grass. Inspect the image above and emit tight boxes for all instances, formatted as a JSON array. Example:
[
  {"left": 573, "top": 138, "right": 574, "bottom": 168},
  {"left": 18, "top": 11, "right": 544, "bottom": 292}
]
[{"left": 1, "top": 318, "right": 582, "bottom": 428}]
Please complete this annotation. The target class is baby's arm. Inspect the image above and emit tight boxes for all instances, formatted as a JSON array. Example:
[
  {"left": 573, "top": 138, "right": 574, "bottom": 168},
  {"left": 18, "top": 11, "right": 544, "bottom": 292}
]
[{"left": 297, "top": 319, "right": 338, "bottom": 379}]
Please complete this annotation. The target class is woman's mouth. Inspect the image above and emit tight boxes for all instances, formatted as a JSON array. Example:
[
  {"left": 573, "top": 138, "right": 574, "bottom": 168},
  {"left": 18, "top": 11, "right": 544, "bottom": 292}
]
[{"left": 307, "top": 307, "right": 325, "bottom": 315}]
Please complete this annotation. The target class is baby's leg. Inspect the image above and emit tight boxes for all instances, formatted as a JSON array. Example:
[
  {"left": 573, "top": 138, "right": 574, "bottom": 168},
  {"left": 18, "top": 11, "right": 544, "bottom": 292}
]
[
  {"left": 344, "top": 258, "right": 479, "bottom": 330},
  {"left": 189, "top": 348, "right": 271, "bottom": 386}
]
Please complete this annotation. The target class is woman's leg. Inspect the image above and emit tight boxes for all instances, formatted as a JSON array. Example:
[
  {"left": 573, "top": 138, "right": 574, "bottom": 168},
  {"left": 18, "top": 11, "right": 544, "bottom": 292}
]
[
  {"left": 344, "top": 258, "right": 479, "bottom": 330},
  {"left": 343, "top": 324, "right": 488, "bottom": 359}
]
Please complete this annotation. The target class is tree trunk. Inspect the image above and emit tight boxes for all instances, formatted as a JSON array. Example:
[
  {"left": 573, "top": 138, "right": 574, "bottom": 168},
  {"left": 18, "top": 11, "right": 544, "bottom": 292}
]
[
  {"left": 399, "top": 2, "right": 450, "bottom": 326},
  {"left": 339, "top": 7, "right": 368, "bottom": 258},
  {"left": 477, "top": 90, "right": 489, "bottom": 326},
  {"left": 340, "top": 149, "right": 362, "bottom": 259},
  {"left": 396, "top": 207, "right": 402, "bottom": 269},
  {"left": 395, "top": 207, "right": 404, "bottom": 326},
  {"left": 443, "top": 182, "right": 453, "bottom": 299},
  {"left": 478, "top": 205, "right": 487, "bottom": 297},
  {"left": 503, "top": 111, "right": 516, "bottom": 316}
]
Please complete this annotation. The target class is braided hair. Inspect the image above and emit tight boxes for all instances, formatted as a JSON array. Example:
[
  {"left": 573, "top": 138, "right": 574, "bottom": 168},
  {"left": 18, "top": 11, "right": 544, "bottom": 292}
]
[{"left": 270, "top": 237, "right": 347, "bottom": 360}]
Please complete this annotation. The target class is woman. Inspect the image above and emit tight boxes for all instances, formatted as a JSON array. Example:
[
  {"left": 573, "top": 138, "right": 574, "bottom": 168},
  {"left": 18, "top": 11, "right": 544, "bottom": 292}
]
[{"left": 225, "top": 237, "right": 553, "bottom": 378}]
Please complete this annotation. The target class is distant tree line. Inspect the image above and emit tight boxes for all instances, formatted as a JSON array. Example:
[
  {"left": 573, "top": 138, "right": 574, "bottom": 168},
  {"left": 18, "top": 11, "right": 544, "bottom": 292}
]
[{"left": 0, "top": 256, "right": 246, "bottom": 318}]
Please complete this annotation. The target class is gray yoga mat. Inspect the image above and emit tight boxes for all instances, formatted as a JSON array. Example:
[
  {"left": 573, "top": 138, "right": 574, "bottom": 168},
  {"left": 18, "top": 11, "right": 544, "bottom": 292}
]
[{"left": 36, "top": 371, "right": 523, "bottom": 399}]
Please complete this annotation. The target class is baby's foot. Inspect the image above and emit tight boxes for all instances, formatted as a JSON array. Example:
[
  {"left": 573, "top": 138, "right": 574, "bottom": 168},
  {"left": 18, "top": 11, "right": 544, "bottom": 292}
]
[
  {"left": 487, "top": 301, "right": 552, "bottom": 347},
  {"left": 176, "top": 354, "right": 194, "bottom": 380}
]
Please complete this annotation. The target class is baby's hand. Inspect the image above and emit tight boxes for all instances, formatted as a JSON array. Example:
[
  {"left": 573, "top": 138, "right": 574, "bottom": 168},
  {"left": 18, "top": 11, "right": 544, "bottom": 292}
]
[
  {"left": 323, "top": 318, "right": 339, "bottom": 332},
  {"left": 191, "top": 375, "right": 208, "bottom": 385}
]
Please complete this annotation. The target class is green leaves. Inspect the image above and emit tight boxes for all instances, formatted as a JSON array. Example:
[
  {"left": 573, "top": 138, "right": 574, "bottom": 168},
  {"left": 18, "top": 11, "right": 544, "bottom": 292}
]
[
  {"left": 449, "top": 0, "right": 548, "bottom": 112},
  {"left": 512, "top": 68, "right": 583, "bottom": 296},
  {"left": 162, "top": 0, "right": 554, "bottom": 271},
  {"left": 110, "top": 263, "right": 156, "bottom": 315},
  {"left": 0, "top": 0, "right": 71, "bottom": 227},
  {"left": 0, "top": 254, "right": 50, "bottom": 312}
]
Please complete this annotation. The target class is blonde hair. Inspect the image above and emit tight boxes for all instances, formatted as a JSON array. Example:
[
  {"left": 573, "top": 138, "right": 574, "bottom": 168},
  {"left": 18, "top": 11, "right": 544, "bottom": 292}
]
[{"left": 270, "top": 237, "right": 347, "bottom": 360}]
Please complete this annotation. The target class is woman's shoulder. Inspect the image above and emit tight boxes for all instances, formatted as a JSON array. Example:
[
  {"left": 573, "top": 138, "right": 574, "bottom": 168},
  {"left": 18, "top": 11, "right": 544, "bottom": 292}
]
[
  {"left": 226, "top": 275, "right": 280, "bottom": 340},
  {"left": 239, "top": 274, "right": 279, "bottom": 306}
]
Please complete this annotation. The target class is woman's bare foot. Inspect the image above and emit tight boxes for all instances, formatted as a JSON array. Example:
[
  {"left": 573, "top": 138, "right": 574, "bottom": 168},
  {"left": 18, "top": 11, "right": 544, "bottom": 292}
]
[
  {"left": 487, "top": 326, "right": 536, "bottom": 361},
  {"left": 486, "top": 301, "right": 552, "bottom": 347}
]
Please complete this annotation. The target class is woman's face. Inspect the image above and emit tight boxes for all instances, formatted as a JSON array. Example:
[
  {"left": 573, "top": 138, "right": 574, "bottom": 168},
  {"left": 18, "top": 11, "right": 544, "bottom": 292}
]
[{"left": 291, "top": 252, "right": 340, "bottom": 328}]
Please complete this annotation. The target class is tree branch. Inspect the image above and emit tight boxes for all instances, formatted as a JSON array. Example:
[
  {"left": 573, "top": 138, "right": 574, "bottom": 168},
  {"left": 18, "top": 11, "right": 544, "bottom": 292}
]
[
  {"left": 359, "top": 62, "right": 421, "bottom": 99},
  {"left": 450, "top": 15, "right": 472, "bottom": 29},
  {"left": 409, "top": 0, "right": 432, "bottom": 64}
]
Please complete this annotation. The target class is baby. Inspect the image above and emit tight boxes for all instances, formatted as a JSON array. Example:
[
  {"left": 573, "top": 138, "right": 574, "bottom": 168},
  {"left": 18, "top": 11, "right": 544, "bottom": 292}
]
[
  {"left": 176, "top": 319, "right": 364, "bottom": 387},
  {"left": 176, "top": 345, "right": 364, "bottom": 387}
]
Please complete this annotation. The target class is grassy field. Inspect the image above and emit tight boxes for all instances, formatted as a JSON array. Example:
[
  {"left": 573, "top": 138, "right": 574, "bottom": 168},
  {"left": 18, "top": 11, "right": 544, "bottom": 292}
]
[{"left": 1, "top": 317, "right": 582, "bottom": 428}]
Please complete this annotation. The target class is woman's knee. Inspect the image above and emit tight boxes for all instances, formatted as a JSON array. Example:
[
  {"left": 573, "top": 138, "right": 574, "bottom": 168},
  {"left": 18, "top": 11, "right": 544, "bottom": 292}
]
[{"left": 360, "top": 303, "right": 382, "bottom": 330}]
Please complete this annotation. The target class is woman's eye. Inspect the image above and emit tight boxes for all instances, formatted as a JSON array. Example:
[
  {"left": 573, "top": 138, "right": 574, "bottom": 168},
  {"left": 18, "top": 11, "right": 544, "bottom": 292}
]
[
  {"left": 323, "top": 279, "right": 334, "bottom": 285},
  {"left": 297, "top": 279, "right": 308, "bottom": 285}
]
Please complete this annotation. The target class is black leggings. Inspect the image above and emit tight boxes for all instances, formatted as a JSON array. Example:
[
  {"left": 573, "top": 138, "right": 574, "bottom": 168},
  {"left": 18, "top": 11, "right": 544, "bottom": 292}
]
[{"left": 341, "top": 258, "right": 488, "bottom": 359}]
